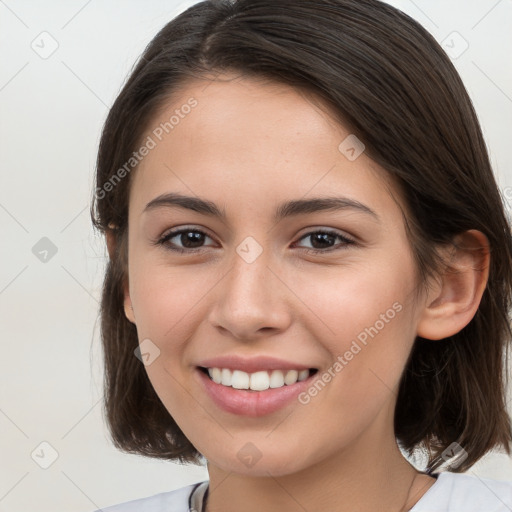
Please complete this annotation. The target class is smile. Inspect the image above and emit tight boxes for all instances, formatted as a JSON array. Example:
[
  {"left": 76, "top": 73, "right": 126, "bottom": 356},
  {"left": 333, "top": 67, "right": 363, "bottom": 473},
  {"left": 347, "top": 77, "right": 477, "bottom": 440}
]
[{"left": 202, "top": 367, "right": 315, "bottom": 391}]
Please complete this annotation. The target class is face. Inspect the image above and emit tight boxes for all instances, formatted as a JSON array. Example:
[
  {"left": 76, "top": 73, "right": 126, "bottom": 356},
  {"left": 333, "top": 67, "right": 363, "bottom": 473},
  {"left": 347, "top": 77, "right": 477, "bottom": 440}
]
[{"left": 123, "top": 73, "right": 426, "bottom": 477}]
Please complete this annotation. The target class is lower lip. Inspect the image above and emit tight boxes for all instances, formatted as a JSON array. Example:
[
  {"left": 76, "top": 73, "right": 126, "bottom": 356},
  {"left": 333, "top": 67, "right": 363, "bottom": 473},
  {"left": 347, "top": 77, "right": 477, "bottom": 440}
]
[{"left": 196, "top": 368, "right": 315, "bottom": 417}]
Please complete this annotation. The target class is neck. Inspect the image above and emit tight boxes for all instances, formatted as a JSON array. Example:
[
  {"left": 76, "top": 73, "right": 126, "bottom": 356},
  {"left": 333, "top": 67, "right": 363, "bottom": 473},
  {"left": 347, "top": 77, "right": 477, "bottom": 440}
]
[{"left": 204, "top": 415, "right": 435, "bottom": 512}]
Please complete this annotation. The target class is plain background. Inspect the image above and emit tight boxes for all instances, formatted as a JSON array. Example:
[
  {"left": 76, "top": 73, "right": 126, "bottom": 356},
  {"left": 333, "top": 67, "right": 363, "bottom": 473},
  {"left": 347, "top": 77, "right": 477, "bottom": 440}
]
[{"left": 1, "top": 1, "right": 511, "bottom": 511}]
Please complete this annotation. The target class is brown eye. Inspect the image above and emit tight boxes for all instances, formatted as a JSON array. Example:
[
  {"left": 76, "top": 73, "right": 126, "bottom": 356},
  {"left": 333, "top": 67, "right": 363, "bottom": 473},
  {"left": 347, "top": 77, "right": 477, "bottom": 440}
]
[
  {"left": 157, "top": 228, "right": 216, "bottom": 253},
  {"left": 295, "top": 229, "right": 355, "bottom": 253}
]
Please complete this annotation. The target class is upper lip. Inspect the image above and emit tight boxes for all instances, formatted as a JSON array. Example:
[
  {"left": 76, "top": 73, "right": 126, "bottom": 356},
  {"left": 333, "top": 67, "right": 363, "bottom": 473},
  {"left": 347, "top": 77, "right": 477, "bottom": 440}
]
[{"left": 197, "top": 355, "right": 315, "bottom": 374}]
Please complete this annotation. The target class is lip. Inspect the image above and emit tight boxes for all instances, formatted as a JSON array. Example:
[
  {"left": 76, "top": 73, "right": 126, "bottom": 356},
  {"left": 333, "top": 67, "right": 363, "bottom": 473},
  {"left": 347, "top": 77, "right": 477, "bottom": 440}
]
[
  {"left": 195, "top": 366, "right": 318, "bottom": 417},
  {"left": 196, "top": 355, "right": 313, "bottom": 374}
]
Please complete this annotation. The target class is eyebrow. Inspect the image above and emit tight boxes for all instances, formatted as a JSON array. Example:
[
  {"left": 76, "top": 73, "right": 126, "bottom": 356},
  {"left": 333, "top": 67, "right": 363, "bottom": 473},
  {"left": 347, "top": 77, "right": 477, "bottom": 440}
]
[{"left": 144, "top": 192, "right": 379, "bottom": 223}]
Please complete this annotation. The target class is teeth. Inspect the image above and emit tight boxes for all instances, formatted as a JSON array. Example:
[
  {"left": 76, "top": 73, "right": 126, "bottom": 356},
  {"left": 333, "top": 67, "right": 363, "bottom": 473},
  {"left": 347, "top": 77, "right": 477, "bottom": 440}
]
[
  {"left": 250, "top": 371, "right": 270, "bottom": 391},
  {"left": 269, "top": 369, "right": 284, "bottom": 388},
  {"left": 205, "top": 368, "right": 311, "bottom": 390},
  {"left": 298, "top": 369, "right": 309, "bottom": 381},
  {"left": 284, "top": 369, "right": 298, "bottom": 385},
  {"left": 210, "top": 367, "right": 222, "bottom": 384},
  {"left": 231, "top": 370, "right": 250, "bottom": 389},
  {"left": 221, "top": 368, "right": 232, "bottom": 386}
]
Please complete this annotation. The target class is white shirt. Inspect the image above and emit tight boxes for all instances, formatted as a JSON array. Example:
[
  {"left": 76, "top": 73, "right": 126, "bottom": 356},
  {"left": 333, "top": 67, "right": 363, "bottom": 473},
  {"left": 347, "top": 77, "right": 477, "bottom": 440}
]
[{"left": 92, "top": 471, "right": 512, "bottom": 511}]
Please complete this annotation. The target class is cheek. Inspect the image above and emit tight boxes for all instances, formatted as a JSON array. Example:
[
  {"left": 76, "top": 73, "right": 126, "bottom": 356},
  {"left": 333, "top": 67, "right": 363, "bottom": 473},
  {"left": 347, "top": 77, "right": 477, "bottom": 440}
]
[
  {"left": 297, "top": 252, "right": 417, "bottom": 409},
  {"left": 129, "top": 258, "right": 208, "bottom": 341},
  {"left": 127, "top": 261, "right": 207, "bottom": 389},
  {"left": 128, "top": 266, "right": 205, "bottom": 422},
  {"left": 297, "top": 254, "right": 414, "bottom": 347}
]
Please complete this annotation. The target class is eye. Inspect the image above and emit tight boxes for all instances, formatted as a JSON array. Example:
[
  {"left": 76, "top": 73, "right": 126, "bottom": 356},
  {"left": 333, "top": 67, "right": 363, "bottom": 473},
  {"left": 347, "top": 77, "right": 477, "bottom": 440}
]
[
  {"left": 155, "top": 227, "right": 216, "bottom": 253},
  {"left": 154, "top": 227, "right": 356, "bottom": 254},
  {"left": 293, "top": 229, "right": 356, "bottom": 254}
]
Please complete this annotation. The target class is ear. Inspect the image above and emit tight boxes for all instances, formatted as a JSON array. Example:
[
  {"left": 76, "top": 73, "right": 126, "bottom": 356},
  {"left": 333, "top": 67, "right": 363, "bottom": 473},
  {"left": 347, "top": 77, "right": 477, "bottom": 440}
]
[
  {"left": 123, "top": 284, "right": 136, "bottom": 324},
  {"left": 105, "top": 225, "right": 136, "bottom": 324},
  {"left": 416, "top": 229, "right": 490, "bottom": 340},
  {"left": 105, "top": 225, "right": 117, "bottom": 260}
]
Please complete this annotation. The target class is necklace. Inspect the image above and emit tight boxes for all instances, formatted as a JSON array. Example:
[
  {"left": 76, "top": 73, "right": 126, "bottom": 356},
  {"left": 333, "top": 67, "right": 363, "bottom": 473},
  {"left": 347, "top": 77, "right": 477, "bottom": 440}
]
[
  {"left": 399, "top": 471, "right": 419, "bottom": 512},
  {"left": 194, "top": 471, "right": 420, "bottom": 512}
]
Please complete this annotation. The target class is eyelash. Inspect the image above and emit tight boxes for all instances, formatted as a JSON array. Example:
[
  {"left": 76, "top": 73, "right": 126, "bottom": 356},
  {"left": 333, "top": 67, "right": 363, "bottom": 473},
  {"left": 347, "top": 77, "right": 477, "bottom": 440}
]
[{"left": 154, "top": 227, "right": 356, "bottom": 255}]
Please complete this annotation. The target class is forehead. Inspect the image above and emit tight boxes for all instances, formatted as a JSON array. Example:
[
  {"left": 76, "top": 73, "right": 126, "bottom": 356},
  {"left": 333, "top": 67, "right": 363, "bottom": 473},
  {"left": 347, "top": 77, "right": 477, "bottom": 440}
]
[
  {"left": 129, "top": 73, "right": 402, "bottom": 223},
  {"left": 151, "top": 73, "right": 344, "bottom": 155}
]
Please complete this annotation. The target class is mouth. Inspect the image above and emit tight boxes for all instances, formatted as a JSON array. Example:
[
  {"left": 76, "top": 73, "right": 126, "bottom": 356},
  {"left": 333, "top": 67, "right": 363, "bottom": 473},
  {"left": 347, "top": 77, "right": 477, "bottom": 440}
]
[
  {"left": 196, "top": 364, "right": 319, "bottom": 417},
  {"left": 198, "top": 366, "right": 318, "bottom": 391}
]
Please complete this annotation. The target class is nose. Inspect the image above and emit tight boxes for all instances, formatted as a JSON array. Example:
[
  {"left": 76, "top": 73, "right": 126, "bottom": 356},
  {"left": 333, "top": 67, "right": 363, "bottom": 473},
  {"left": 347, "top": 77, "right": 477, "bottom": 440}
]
[{"left": 207, "top": 245, "right": 292, "bottom": 341}]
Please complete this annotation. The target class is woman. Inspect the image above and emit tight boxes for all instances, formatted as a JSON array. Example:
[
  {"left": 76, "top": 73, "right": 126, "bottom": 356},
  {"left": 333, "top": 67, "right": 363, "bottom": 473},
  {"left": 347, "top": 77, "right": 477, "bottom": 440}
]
[{"left": 90, "top": 0, "right": 512, "bottom": 510}]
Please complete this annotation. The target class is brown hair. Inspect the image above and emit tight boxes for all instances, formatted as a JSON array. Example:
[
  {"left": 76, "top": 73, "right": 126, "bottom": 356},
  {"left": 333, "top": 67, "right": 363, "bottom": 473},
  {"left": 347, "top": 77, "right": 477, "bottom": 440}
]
[{"left": 91, "top": 0, "right": 512, "bottom": 472}]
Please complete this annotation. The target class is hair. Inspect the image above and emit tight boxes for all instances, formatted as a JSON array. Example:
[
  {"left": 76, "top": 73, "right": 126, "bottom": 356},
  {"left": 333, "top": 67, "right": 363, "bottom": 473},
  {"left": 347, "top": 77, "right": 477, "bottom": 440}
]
[{"left": 91, "top": 0, "right": 512, "bottom": 472}]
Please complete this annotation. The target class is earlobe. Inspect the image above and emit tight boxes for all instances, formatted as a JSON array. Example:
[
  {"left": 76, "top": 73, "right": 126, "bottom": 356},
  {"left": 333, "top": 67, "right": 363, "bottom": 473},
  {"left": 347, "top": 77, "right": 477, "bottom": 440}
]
[
  {"left": 105, "top": 223, "right": 117, "bottom": 261},
  {"left": 122, "top": 256, "right": 135, "bottom": 324},
  {"left": 105, "top": 225, "right": 136, "bottom": 324},
  {"left": 123, "top": 274, "right": 136, "bottom": 324},
  {"left": 124, "top": 290, "right": 136, "bottom": 324},
  {"left": 416, "top": 230, "right": 490, "bottom": 340}
]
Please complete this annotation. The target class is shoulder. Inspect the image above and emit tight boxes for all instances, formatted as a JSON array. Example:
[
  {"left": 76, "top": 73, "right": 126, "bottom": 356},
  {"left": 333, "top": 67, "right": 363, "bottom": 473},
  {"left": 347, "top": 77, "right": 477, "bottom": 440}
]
[
  {"left": 90, "top": 481, "right": 207, "bottom": 512},
  {"left": 411, "top": 471, "right": 512, "bottom": 512}
]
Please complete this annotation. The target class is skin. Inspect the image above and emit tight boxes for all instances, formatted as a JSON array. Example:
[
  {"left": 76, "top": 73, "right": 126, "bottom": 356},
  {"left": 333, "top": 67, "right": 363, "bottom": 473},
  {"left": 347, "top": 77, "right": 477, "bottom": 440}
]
[{"left": 112, "top": 72, "right": 490, "bottom": 512}]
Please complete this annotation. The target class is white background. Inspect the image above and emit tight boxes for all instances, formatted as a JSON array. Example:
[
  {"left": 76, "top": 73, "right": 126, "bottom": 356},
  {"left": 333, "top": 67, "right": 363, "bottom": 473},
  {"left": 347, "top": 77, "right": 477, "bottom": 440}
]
[{"left": 1, "top": 1, "right": 511, "bottom": 511}]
